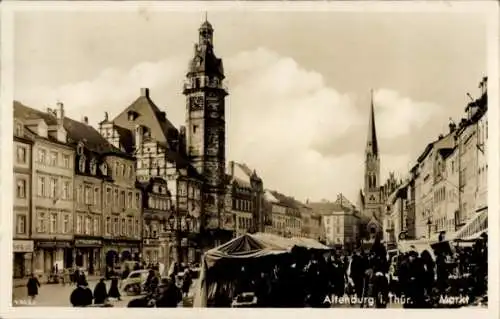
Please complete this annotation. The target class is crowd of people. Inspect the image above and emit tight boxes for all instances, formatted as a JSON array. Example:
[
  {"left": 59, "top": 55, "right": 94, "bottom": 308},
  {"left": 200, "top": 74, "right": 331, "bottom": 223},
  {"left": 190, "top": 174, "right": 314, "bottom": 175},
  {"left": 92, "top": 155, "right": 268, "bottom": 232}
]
[{"left": 204, "top": 234, "right": 488, "bottom": 308}]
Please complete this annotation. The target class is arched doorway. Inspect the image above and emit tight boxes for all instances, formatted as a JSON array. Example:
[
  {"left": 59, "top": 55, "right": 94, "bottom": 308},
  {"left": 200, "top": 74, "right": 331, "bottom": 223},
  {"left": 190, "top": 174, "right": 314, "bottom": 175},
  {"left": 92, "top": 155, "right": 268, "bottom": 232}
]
[
  {"left": 106, "top": 250, "right": 118, "bottom": 268},
  {"left": 121, "top": 250, "right": 132, "bottom": 262}
]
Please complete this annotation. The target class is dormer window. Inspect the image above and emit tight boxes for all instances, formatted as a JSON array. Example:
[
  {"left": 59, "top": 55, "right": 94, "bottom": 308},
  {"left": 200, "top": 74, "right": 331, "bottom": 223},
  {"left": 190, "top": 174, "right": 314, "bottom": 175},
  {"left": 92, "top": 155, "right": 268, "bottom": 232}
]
[
  {"left": 15, "top": 121, "right": 23, "bottom": 137},
  {"left": 90, "top": 158, "right": 97, "bottom": 175},
  {"left": 128, "top": 110, "right": 139, "bottom": 121},
  {"left": 77, "top": 142, "right": 84, "bottom": 156},
  {"left": 79, "top": 156, "right": 86, "bottom": 173},
  {"left": 100, "top": 162, "right": 108, "bottom": 176}
]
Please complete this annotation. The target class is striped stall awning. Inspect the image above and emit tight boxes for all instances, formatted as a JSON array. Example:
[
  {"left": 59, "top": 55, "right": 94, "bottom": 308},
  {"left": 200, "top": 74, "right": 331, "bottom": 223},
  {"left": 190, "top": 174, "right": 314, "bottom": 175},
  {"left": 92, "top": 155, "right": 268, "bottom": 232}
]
[{"left": 454, "top": 210, "right": 488, "bottom": 241}]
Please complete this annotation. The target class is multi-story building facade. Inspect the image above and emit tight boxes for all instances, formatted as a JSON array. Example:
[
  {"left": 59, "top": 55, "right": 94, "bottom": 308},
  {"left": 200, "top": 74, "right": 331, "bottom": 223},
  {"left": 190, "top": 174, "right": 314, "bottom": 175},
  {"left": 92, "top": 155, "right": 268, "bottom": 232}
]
[
  {"left": 405, "top": 77, "right": 487, "bottom": 241},
  {"left": 140, "top": 177, "right": 172, "bottom": 265},
  {"left": 265, "top": 190, "right": 302, "bottom": 238},
  {"left": 14, "top": 102, "right": 75, "bottom": 280},
  {"left": 226, "top": 162, "right": 264, "bottom": 237},
  {"left": 383, "top": 180, "right": 417, "bottom": 248},
  {"left": 67, "top": 116, "right": 138, "bottom": 276},
  {"left": 100, "top": 148, "right": 142, "bottom": 269},
  {"left": 13, "top": 118, "right": 35, "bottom": 278},
  {"left": 454, "top": 77, "right": 488, "bottom": 239}
]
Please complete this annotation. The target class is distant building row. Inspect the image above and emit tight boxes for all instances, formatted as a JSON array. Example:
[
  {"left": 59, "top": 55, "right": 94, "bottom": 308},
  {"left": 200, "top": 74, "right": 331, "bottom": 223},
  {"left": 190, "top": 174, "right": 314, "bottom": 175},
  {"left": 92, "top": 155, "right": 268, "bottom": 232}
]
[{"left": 382, "top": 77, "right": 488, "bottom": 247}]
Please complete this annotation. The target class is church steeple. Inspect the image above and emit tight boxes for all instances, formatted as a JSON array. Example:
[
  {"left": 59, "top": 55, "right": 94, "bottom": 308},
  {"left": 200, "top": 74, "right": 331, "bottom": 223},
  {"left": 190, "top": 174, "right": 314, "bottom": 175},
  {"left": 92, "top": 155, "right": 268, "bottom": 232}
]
[{"left": 366, "top": 89, "right": 378, "bottom": 156}]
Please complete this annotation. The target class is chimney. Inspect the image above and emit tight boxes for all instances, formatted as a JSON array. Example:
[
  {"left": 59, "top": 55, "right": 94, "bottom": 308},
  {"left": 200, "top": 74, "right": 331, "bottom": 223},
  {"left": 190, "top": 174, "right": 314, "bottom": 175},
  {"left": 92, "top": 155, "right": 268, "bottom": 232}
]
[
  {"left": 229, "top": 161, "right": 235, "bottom": 177},
  {"left": 448, "top": 122, "right": 456, "bottom": 133},
  {"left": 82, "top": 116, "right": 88, "bottom": 125},
  {"left": 56, "top": 102, "right": 64, "bottom": 125},
  {"left": 140, "top": 88, "right": 150, "bottom": 98}
]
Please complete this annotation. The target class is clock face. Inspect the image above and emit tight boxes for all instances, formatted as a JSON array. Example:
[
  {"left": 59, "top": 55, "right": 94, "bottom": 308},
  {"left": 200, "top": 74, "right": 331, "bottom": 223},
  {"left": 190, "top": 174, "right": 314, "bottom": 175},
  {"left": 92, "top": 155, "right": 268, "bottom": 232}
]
[{"left": 190, "top": 96, "right": 204, "bottom": 111}]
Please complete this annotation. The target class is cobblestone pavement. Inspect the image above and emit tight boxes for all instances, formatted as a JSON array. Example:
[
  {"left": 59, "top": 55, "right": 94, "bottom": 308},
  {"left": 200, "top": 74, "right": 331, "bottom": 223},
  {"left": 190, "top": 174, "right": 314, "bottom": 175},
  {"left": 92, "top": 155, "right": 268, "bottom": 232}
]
[{"left": 11, "top": 279, "right": 133, "bottom": 308}]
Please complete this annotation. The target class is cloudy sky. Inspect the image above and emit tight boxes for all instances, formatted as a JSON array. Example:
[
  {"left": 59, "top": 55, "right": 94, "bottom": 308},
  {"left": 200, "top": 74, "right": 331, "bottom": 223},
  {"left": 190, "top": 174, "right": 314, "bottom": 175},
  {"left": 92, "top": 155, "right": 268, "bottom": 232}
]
[{"left": 14, "top": 8, "right": 488, "bottom": 203}]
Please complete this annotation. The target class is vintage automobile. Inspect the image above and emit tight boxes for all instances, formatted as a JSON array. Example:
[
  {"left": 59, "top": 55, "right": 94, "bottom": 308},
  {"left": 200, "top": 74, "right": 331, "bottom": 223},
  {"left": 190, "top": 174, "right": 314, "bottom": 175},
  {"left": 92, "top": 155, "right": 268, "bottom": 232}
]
[{"left": 120, "top": 269, "right": 150, "bottom": 296}]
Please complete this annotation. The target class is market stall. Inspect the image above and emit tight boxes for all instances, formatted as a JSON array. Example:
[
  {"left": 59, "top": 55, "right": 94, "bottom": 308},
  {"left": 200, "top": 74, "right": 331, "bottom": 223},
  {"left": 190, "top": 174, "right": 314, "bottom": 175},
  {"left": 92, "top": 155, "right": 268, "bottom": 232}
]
[{"left": 193, "top": 233, "right": 330, "bottom": 307}]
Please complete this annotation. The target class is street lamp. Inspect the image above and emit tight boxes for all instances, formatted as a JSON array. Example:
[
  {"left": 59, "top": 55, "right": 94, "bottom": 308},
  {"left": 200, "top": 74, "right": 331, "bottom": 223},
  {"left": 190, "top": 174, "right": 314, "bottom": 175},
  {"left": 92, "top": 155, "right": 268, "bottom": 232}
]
[{"left": 427, "top": 217, "right": 432, "bottom": 239}]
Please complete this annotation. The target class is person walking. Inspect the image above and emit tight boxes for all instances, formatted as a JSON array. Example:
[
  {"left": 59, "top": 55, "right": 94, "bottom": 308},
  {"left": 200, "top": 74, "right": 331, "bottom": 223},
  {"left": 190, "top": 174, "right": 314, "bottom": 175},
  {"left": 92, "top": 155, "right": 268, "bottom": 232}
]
[
  {"left": 70, "top": 279, "right": 93, "bottom": 307},
  {"left": 108, "top": 276, "right": 122, "bottom": 301},
  {"left": 26, "top": 273, "right": 40, "bottom": 303},
  {"left": 93, "top": 278, "right": 108, "bottom": 305}
]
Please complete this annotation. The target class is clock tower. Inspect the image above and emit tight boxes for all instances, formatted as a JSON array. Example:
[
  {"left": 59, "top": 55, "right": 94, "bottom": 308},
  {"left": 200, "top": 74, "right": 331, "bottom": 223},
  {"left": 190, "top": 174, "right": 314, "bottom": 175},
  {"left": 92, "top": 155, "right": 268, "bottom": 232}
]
[
  {"left": 363, "top": 90, "right": 381, "bottom": 220},
  {"left": 183, "top": 18, "right": 228, "bottom": 231}
]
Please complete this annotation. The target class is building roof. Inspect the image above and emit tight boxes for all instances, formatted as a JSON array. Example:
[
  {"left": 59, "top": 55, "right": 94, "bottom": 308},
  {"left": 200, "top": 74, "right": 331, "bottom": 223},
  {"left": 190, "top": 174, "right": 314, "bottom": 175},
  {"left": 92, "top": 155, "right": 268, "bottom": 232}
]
[
  {"left": 14, "top": 101, "right": 130, "bottom": 158},
  {"left": 111, "top": 89, "right": 178, "bottom": 150}
]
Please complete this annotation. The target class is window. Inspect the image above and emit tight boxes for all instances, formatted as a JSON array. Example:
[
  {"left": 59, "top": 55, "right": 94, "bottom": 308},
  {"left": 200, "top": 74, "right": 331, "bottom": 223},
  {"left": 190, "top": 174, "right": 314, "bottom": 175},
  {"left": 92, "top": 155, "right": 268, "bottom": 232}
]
[
  {"left": 38, "top": 149, "right": 46, "bottom": 163},
  {"left": 85, "top": 216, "right": 91, "bottom": 235},
  {"left": 63, "top": 181, "right": 70, "bottom": 200},
  {"left": 50, "top": 213, "right": 57, "bottom": 233},
  {"left": 135, "top": 193, "right": 140, "bottom": 208},
  {"left": 113, "top": 217, "right": 118, "bottom": 235},
  {"left": 93, "top": 217, "right": 99, "bottom": 235},
  {"left": 105, "top": 217, "right": 111, "bottom": 235},
  {"left": 49, "top": 151, "right": 58, "bottom": 166},
  {"left": 16, "top": 179, "right": 26, "bottom": 198},
  {"left": 135, "top": 219, "right": 139, "bottom": 237},
  {"left": 38, "top": 176, "right": 46, "bottom": 197},
  {"left": 85, "top": 186, "right": 91, "bottom": 204},
  {"left": 127, "top": 217, "right": 133, "bottom": 235},
  {"left": 121, "top": 218, "right": 126, "bottom": 235},
  {"left": 120, "top": 191, "right": 125, "bottom": 207},
  {"left": 16, "top": 215, "right": 26, "bottom": 234},
  {"left": 104, "top": 187, "right": 110, "bottom": 206},
  {"left": 63, "top": 215, "right": 70, "bottom": 233},
  {"left": 128, "top": 192, "right": 133, "bottom": 208},
  {"left": 79, "top": 158, "right": 86, "bottom": 172},
  {"left": 114, "top": 189, "right": 118, "bottom": 206},
  {"left": 94, "top": 188, "right": 99, "bottom": 206},
  {"left": 63, "top": 154, "right": 70, "bottom": 168},
  {"left": 37, "top": 212, "right": 46, "bottom": 233},
  {"left": 50, "top": 178, "right": 57, "bottom": 198},
  {"left": 16, "top": 146, "right": 27, "bottom": 164},
  {"left": 15, "top": 122, "right": 23, "bottom": 136},
  {"left": 90, "top": 159, "right": 97, "bottom": 175},
  {"left": 77, "top": 215, "right": 83, "bottom": 234}
]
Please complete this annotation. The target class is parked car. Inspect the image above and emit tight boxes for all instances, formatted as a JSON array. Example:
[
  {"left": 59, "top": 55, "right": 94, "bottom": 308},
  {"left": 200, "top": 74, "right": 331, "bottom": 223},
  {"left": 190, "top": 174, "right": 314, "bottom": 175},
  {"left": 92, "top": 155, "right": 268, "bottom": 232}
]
[{"left": 120, "top": 269, "right": 150, "bottom": 296}]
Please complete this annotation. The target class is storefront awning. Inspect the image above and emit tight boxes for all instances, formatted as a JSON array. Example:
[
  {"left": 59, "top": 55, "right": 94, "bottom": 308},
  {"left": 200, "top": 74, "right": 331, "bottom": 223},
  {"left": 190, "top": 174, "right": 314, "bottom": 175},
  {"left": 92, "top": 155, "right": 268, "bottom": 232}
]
[{"left": 453, "top": 210, "right": 488, "bottom": 241}]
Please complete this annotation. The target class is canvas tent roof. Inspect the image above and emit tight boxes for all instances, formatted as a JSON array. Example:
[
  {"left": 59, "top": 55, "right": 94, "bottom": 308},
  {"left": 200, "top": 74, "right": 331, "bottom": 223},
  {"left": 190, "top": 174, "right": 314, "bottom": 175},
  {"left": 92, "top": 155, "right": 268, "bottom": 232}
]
[
  {"left": 194, "top": 233, "right": 330, "bottom": 307},
  {"left": 204, "top": 232, "right": 330, "bottom": 269}
]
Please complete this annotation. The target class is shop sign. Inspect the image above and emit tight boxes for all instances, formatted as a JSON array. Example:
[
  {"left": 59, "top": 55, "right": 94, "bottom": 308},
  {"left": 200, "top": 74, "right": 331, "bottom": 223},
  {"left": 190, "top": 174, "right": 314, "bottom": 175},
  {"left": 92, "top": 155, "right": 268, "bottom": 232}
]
[
  {"left": 37, "top": 241, "right": 72, "bottom": 248},
  {"left": 13, "top": 240, "right": 34, "bottom": 253},
  {"left": 75, "top": 239, "right": 102, "bottom": 247}
]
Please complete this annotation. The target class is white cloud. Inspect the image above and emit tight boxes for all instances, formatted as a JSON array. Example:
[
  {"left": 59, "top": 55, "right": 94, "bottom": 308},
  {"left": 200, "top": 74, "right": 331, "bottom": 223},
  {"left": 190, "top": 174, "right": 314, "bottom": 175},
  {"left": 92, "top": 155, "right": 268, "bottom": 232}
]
[
  {"left": 15, "top": 48, "right": 442, "bottom": 203},
  {"left": 374, "top": 88, "right": 445, "bottom": 140}
]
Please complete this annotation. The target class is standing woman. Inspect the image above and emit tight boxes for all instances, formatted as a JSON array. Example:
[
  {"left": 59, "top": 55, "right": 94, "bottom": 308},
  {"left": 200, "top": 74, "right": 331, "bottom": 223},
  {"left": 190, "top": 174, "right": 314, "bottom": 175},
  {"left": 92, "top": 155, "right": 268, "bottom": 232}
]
[
  {"left": 26, "top": 273, "right": 41, "bottom": 302},
  {"left": 108, "top": 276, "right": 122, "bottom": 301}
]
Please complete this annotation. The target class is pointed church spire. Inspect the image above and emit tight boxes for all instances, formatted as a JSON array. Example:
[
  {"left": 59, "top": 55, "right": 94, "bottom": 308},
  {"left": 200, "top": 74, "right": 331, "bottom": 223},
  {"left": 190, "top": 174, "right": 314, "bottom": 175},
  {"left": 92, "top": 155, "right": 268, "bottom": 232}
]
[{"left": 366, "top": 89, "right": 378, "bottom": 156}]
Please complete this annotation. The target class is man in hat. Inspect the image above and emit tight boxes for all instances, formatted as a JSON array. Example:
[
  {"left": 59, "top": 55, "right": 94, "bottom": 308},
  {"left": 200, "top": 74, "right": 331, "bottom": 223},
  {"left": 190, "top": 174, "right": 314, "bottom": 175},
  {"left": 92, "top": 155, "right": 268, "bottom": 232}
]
[
  {"left": 155, "top": 278, "right": 183, "bottom": 307},
  {"left": 402, "top": 250, "right": 425, "bottom": 308}
]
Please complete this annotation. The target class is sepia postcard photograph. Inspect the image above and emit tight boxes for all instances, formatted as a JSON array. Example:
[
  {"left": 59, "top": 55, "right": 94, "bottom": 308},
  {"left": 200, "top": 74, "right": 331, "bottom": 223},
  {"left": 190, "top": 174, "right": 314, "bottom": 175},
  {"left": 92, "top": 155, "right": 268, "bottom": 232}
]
[{"left": 0, "top": 1, "right": 498, "bottom": 319}]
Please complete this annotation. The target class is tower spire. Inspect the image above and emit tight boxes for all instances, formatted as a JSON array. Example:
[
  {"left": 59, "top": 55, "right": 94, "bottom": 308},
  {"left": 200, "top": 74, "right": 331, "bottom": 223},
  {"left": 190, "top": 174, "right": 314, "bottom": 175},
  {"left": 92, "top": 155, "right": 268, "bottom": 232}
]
[{"left": 366, "top": 89, "right": 378, "bottom": 156}]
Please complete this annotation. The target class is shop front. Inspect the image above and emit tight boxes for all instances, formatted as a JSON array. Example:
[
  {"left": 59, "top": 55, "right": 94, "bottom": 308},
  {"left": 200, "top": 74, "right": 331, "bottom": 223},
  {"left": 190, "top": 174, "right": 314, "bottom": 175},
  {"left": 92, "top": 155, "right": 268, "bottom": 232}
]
[
  {"left": 103, "top": 238, "right": 141, "bottom": 272},
  {"left": 142, "top": 238, "right": 161, "bottom": 265},
  {"left": 73, "top": 237, "right": 103, "bottom": 275},
  {"left": 12, "top": 240, "right": 34, "bottom": 278},
  {"left": 33, "top": 240, "right": 73, "bottom": 279}
]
